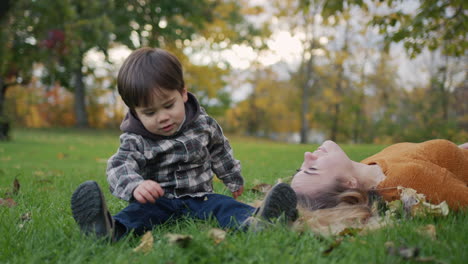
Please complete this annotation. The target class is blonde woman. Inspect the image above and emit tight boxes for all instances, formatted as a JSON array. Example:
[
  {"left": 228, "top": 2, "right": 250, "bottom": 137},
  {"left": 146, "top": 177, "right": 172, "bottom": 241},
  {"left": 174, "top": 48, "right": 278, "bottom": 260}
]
[{"left": 290, "top": 139, "right": 468, "bottom": 233}]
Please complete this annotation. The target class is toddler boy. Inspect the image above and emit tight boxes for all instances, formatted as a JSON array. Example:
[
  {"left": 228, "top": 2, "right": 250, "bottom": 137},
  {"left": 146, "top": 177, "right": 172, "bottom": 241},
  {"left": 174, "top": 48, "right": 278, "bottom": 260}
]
[{"left": 71, "top": 48, "right": 297, "bottom": 240}]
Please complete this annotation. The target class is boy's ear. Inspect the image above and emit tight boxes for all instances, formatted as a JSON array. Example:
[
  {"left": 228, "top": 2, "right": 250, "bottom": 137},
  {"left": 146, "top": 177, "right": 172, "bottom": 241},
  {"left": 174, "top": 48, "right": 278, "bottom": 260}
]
[
  {"left": 180, "top": 87, "right": 188, "bottom": 103},
  {"left": 181, "top": 87, "right": 188, "bottom": 103}
]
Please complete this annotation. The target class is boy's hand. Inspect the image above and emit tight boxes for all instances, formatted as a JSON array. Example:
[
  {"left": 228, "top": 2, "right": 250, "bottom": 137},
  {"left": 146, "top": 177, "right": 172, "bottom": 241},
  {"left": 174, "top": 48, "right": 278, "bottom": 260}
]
[
  {"left": 232, "top": 186, "right": 244, "bottom": 199},
  {"left": 133, "top": 180, "right": 164, "bottom": 204}
]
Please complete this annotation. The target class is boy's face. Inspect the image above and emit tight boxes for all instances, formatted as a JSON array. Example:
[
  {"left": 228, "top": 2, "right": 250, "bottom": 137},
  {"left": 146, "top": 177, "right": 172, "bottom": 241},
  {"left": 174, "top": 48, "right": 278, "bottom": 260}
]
[{"left": 134, "top": 88, "right": 188, "bottom": 136}]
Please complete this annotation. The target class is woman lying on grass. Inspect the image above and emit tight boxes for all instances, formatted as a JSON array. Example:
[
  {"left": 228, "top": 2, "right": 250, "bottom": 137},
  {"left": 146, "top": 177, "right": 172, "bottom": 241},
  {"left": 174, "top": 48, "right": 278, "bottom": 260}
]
[{"left": 290, "top": 139, "right": 468, "bottom": 233}]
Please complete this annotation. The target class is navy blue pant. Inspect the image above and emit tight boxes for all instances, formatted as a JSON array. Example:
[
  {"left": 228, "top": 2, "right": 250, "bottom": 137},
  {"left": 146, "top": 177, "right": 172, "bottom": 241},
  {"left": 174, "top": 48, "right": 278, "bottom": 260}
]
[{"left": 113, "top": 194, "right": 255, "bottom": 238}]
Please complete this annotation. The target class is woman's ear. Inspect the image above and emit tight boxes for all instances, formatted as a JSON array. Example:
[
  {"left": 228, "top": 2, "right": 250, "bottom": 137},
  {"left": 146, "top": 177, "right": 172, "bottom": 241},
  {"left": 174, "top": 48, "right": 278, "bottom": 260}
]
[{"left": 344, "top": 177, "right": 358, "bottom": 188}]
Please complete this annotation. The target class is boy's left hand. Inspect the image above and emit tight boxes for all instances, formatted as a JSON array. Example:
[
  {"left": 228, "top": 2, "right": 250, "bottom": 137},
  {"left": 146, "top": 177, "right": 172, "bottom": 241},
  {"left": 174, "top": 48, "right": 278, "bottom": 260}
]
[{"left": 232, "top": 186, "right": 244, "bottom": 199}]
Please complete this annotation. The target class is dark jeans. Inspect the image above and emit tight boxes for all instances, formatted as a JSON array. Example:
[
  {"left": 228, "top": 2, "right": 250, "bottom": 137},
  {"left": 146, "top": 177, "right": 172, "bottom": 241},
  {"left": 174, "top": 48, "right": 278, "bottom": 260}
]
[{"left": 113, "top": 194, "right": 255, "bottom": 238}]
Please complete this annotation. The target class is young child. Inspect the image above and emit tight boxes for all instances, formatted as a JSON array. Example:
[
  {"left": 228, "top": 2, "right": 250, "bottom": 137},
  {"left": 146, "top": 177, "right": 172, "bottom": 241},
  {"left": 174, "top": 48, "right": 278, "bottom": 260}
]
[{"left": 70, "top": 47, "right": 298, "bottom": 241}]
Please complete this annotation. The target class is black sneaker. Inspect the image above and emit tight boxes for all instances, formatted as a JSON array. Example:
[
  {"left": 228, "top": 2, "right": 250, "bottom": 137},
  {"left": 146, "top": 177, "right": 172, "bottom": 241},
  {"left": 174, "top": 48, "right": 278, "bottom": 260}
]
[
  {"left": 256, "top": 183, "right": 298, "bottom": 223},
  {"left": 71, "top": 181, "right": 114, "bottom": 240}
]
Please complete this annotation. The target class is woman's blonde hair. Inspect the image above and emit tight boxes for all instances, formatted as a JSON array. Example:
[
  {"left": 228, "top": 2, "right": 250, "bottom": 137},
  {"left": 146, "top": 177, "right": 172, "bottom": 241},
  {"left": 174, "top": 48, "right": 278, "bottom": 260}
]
[
  {"left": 296, "top": 178, "right": 371, "bottom": 210},
  {"left": 293, "top": 180, "right": 382, "bottom": 235}
]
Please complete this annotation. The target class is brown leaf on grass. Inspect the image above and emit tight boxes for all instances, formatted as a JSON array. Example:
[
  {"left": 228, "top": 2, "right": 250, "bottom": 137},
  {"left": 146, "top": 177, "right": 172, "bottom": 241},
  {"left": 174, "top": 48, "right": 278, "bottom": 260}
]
[
  {"left": 208, "top": 228, "right": 226, "bottom": 244},
  {"left": 398, "top": 186, "right": 425, "bottom": 214},
  {"left": 21, "top": 212, "right": 32, "bottom": 222},
  {"left": 4, "top": 177, "right": 21, "bottom": 197},
  {"left": 385, "top": 241, "right": 424, "bottom": 260},
  {"left": 338, "top": 227, "right": 362, "bottom": 237},
  {"left": 277, "top": 175, "right": 293, "bottom": 184},
  {"left": 0, "top": 156, "right": 11, "bottom": 161},
  {"left": 247, "top": 199, "right": 263, "bottom": 208},
  {"left": 57, "top": 152, "right": 68, "bottom": 160},
  {"left": 322, "top": 238, "right": 343, "bottom": 256},
  {"left": 165, "top": 233, "right": 192, "bottom": 248},
  {"left": 414, "top": 201, "right": 449, "bottom": 217},
  {"left": 34, "top": 178, "right": 53, "bottom": 184},
  {"left": 0, "top": 198, "right": 17, "bottom": 207},
  {"left": 250, "top": 183, "right": 272, "bottom": 194},
  {"left": 392, "top": 187, "right": 450, "bottom": 217},
  {"left": 13, "top": 178, "right": 20, "bottom": 195},
  {"left": 417, "top": 224, "right": 437, "bottom": 240},
  {"left": 133, "top": 231, "right": 154, "bottom": 254},
  {"left": 95, "top": 158, "right": 108, "bottom": 163},
  {"left": 213, "top": 177, "right": 221, "bottom": 183},
  {"left": 18, "top": 212, "right": 32, "bottom": 229},
  {"left": 33, "top": 171, "right": 45, "bottom": 176}
]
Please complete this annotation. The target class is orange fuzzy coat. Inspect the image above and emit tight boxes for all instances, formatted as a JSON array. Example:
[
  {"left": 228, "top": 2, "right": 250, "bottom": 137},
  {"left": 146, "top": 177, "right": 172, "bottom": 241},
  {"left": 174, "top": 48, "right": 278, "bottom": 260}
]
[{"left": 361, "top": 139, "right": 468, "bottom": 211}]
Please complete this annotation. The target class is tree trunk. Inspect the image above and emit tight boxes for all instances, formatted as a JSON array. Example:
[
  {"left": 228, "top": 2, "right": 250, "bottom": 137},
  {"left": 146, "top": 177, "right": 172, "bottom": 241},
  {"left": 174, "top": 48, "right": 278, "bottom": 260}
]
[
  {"left": 330, "top": 21, "right": 350, "bottom": 142},
  {"left": 300, "top": 79, "right": 310, "bottom": 144},
  {"left": 440, "top": 55, "right": 449, "bottom": 121},
  {"left": 300, "top": 49, "right": 315, "bottom": 144},
  {"left": 331, "top": 64, "right": 345, "bottom": 142},
  {"left": 0, "top": 77, "right": 10, "bottom": 140},
  {"left": 330, "top": 103, "right": 339, "bottom": 142},
  {"left": 73, "top": 56, "right": 88, "bottom": 128}
]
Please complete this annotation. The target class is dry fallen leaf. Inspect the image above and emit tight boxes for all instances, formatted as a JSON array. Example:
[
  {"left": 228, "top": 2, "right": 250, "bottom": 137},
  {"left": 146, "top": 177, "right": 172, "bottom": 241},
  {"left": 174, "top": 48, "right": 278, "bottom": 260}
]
[
  {"left": 133, "top": 231, "right": 154, "bottom": 253},
  {"left": 4, "top": 177, "right": 21, "bottom": 197},
  {"left": 208, "top": 228, "right": 226, "bottom": 244},
  {"left": 396, "top": 187, "right": 450, "bottom": 217},
  {"left": 213, "top": 177, "right": 221, "bottom": 183},
  {"left": 0, "top": 198, "right": 17, "bottom": 207},
  {"left": 0, "top": 156, "right": 11, "bottom": 161},
  {"left": 398, "top": 186, "right": 426, "bottom": 213},
  {"left": 33, "top": 171, "right": 45, "bottom": 176},
  {"left": 417, "top": 224, "right": 437, "bottom": 240},
  {"left": 13, "top": 178, "right": 20, "bottom": 195},
  {"left": 338, "top": 227, "right": 362, "bottom": 237},
  {"left": 414, "top": 201, "right": 449, "bottom": 217},
  {"left": 165, "top": 233, "right": 192, "bottom": 248},
  {"left": 250, "top": 183, "right": 272, "bottom": 194},
  {"left": 385, "top": 241, "right": 421, "bottom": 260},
  {"left": 278, "top": 175, "right": 293, "bottom": 184},
  {"left": 18, "top": 212, "right": 32, "bottom": 229},
  {"left": 20, "top": 212, "right": 32, "bottom": 222},
  {"left": 322, "top": 238, "right": 343, "bottom": 256}
]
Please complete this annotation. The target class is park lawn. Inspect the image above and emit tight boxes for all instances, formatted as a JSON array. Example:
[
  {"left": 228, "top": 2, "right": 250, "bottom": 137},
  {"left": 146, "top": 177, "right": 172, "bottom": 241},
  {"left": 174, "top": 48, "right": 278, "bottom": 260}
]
[{"left": 0, "top": 128, "right": 467, "bottom": 264}]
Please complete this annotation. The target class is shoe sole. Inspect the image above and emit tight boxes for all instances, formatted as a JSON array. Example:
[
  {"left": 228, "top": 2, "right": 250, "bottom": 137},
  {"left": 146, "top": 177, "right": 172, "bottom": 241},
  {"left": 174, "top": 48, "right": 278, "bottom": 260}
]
[
  {"left": 71, "top": 180, "right": 112, "bottom": 238},
  {"left": 258, "top": 183, "right": 298, "bottom": 222}
]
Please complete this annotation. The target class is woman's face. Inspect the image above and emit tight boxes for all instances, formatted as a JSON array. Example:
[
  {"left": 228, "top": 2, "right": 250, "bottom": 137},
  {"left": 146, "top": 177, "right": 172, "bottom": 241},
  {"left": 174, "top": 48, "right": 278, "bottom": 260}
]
[{"left": 291, "top": 140, "right": 355, "bottom": 197}]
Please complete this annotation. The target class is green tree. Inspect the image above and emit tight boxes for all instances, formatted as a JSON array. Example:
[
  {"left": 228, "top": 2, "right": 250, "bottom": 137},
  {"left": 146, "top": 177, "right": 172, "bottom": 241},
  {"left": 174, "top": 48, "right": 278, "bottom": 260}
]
[
  {"left": 368, "top": 0, "right": 467, "bottom": 57},
  {"left": 111, "top": 0, "right": 259, "bottom": 112},
  {"left": 0, "top": 0, "right": 40, "bottom": 139},
  {"left": 271, "top": 0, "right": 365, "bottom": 143},
  {"left": 6, "top": 0, "right": 255, "bottom": 129}
]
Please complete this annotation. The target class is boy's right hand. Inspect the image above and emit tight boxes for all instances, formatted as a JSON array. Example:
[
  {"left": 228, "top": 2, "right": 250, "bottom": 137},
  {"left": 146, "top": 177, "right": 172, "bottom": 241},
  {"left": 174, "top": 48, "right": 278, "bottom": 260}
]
[{"left": 133, "top": 180, "right": 165, "bottom": 204}]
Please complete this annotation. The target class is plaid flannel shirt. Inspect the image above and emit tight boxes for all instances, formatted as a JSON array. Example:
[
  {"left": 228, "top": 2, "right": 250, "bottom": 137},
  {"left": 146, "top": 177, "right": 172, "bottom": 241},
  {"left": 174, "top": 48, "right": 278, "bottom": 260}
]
[{"left": 106, "top": 113, "right": 243, "bottom": 201}]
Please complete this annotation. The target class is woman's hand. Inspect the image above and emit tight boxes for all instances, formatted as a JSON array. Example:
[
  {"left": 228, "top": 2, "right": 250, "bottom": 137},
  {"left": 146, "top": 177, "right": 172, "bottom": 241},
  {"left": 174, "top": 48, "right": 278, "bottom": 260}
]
[
  {"left": 232, "top": 186, "right": 244, "bottom": 199},
  {"left": 133, "top": 180, "right": 165, "bottom": 204}
]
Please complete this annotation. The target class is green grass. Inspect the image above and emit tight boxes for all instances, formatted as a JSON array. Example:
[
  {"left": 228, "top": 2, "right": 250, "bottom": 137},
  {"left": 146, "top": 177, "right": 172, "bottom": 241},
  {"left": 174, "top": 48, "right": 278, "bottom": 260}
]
[{"left": 0, "top": 128, "right": 467, "bottom": 263}]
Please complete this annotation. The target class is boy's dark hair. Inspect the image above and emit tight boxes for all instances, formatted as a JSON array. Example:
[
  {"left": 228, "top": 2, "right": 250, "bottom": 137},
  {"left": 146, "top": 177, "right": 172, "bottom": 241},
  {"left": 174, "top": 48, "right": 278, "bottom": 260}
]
[{"left": 117, "top": 47, "right": 185, "bottom": 109}]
